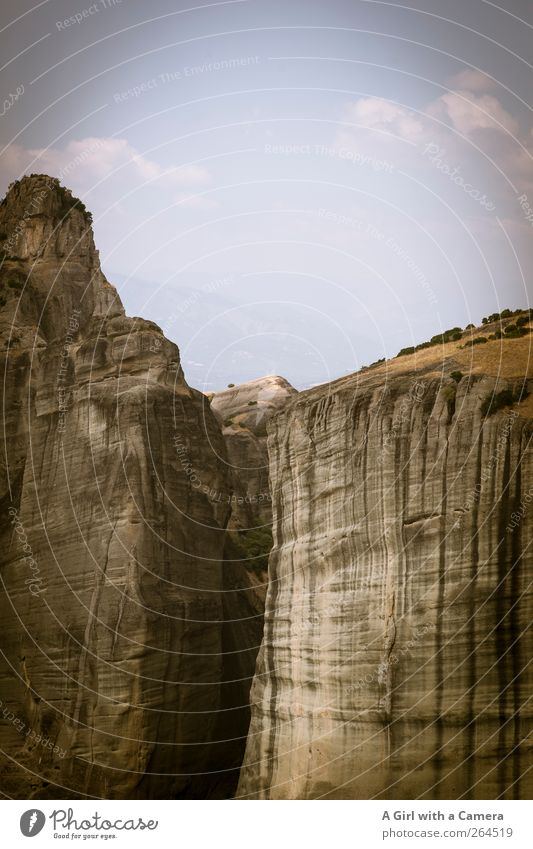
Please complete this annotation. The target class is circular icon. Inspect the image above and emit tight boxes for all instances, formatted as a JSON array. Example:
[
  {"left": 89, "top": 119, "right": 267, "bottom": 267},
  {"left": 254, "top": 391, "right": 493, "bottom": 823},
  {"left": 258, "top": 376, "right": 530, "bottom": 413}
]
[{"left": 20, "top": 810, "right": 46, "bottom": 837}]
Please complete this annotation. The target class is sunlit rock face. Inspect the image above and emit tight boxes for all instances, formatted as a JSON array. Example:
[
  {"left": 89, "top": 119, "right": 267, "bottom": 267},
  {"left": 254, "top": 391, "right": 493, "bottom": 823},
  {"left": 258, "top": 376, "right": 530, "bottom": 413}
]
[
  {"left": 237, "top": 367, "right": 533, "bottom": 799},
  {"left": 0, "top": 175, "right": 243, "bottom": 799}
]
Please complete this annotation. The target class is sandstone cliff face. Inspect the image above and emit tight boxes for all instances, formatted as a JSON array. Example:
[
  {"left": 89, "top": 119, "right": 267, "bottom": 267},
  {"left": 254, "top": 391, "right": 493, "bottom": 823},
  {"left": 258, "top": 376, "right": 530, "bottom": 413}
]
[
  {"left": 237, "top": 365, "right": 533, "bottom": 799},
  {"left": 0, "top": 176, "right": 241, "bottom": 798}
]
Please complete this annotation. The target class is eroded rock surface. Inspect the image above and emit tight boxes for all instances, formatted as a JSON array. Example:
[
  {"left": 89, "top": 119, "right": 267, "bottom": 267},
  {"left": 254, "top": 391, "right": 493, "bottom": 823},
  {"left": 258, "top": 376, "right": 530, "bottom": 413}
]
[
  {"left": 0, "top": 175, "right": 241, "bottom": 798},
  {"left": 238, "top": 365, "right": 533, "bottom": 799}
]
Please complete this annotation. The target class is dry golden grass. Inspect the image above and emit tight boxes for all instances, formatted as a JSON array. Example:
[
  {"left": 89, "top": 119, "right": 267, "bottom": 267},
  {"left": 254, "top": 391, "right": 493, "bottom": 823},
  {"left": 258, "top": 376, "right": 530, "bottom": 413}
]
[
  {"left": 454, "top": 333, "right": 533, "bottom": 377},
  {"left": 299, "top": 321, "right": 533, "bottom": 418},
  {"left": 368, "top": 322, "right": 533, "bottom": 381},
  {"left": 302, "top": 318, "right": 533, "bottom": 415}
]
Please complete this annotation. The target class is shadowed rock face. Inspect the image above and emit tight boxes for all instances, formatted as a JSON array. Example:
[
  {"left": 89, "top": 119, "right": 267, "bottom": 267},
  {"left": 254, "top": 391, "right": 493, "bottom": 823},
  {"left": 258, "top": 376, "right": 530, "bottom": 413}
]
[
  {"left": 211, "top": 375, "right": 297, "bottom": 528},
  {"left": 237, "top": 368, "right": 533, "bottom": 799},
  {"left": 0, "top": 175, "right": 242, "bottom": 799}
]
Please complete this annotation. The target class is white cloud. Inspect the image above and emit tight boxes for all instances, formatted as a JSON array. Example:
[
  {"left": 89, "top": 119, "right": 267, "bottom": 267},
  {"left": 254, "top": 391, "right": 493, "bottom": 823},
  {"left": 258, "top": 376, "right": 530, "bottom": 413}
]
[
  {"left": 0, "top": 137, "right": 211, "bottom": 194},
  {"left": 446, "top": 69, "right": 496, "bottom": 93},
  {"left": 333, "top": 77, "right": 526, "bottom": 194},
  {"left": 340, "top": 87, "right": 519, "bottom": 154},
  {"left": 427, "top": 91, "right": 519, "bottom": 136},
  {"left": 331, "top": 81, "right": 531, "bottom": 220},
  {"left": 344, "top": 97, "right": 425, "bottom": 143}
]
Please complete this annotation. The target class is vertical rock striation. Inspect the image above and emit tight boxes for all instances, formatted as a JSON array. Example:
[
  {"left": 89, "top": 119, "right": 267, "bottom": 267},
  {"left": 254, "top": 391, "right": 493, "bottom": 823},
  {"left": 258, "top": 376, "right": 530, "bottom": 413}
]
[
  {"left": 238, "top": 365, "right": 533, "bottom": 799},
  {"left": 0, "top": 175, "right": 239, "bottom": 798},
  {"left": 209, "top": 376, "right": 297, "bottom": 784}
]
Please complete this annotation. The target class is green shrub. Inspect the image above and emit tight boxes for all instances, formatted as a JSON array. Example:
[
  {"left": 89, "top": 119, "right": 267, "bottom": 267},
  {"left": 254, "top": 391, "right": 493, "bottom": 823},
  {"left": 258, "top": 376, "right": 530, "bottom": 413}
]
[
  {"left": 504, "top": 327, "right": 529, "bottom": 339},
  {"left": 227, "top": 383, "right": 235, "bottom": 388},
  {"left": 481, "top": 384, "right": 529, "bottom": 417},
  {"left": 362, "top": 357, "right": 386, "bottom": 370},
  {"left": 442, "top": 384, "right": 457, "bottom": 403},
  {"left": 247, "top": 400, "right": 258, "bottom": 406},
  {"left": 482, "top": 309, "right": 519, "bottom": 325},
  {"left": 223, "top": 419, "right": 233, "bottom": 427},
  {"left": 57, "top": 186, "right": 93, "bottom": 224},
  {"left": 395, "top": 311, "right": 531, "bottom": 359},
  {"left": 450, "top": 370, "right": 463, "bottom": 383},
  {"left": 226, "top": 526, "right": 273, "bottom": 573},
  {"left": 430, "top": 327, "right": 462, "bottom": 344}
]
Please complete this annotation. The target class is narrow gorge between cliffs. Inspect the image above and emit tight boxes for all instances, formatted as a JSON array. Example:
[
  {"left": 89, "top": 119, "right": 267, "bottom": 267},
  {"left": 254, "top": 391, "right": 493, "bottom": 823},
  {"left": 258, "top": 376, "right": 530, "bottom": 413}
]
[{"left": 0, "top": 176, "right": 531, "bottom": 801}]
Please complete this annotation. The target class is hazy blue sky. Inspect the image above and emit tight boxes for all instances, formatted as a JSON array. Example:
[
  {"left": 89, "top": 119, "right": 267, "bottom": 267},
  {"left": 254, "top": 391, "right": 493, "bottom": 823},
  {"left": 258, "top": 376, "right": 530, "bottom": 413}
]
[{"left": 1, "top": 0, "right": 532, "bottom": 388}]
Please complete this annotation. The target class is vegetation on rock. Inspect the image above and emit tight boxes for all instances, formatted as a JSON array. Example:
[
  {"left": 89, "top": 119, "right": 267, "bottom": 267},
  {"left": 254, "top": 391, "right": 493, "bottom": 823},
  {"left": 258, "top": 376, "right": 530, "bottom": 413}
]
[{"left": 481, "top": 384, "right": 529, "bottom": 417}]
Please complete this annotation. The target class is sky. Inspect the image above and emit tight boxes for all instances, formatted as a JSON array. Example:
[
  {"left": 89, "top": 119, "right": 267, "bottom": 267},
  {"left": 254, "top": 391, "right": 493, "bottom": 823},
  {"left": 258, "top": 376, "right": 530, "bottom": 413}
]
[{"left": 0, "top": 0, "right": 532, "bottom": 389}]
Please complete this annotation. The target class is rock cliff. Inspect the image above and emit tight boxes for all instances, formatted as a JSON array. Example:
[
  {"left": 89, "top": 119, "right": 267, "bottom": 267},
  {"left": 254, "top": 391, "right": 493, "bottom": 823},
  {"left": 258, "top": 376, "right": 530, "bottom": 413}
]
[
  {"left": 211, "top": 375, "right": 297, "bottom": 528},
  {"left": 2, "top": 176, "right": 531, "bottom": 802},
  {"left": 0, "top": 175, "right": 242, "bottom": 798},
  {"left": 237, "top": 342, "right": 533, "bottom": 799},
  {"left": 209, "top": 375, "right": 297, "bottom": 782}
]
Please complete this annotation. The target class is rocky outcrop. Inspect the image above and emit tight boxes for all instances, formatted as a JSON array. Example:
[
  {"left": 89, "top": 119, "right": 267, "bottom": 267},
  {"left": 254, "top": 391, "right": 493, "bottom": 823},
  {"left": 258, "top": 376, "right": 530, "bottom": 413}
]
[
  {"left": 0, "top": 175, "right": 243, "bottom": 798},
  {"left": 211, "top": 375, "right": 297, "bottom": 528},
  {"left": 237, "top": 361, "right": 533, "bottom": 799}
]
